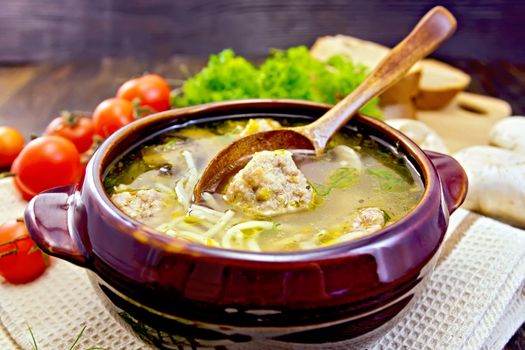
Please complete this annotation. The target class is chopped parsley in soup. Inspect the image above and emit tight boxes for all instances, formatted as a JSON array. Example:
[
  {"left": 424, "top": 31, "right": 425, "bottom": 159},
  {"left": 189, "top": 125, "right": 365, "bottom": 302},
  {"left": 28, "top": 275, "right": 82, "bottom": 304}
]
[{"left": 104, "top": 118, "right": 423, "bottom": 252}]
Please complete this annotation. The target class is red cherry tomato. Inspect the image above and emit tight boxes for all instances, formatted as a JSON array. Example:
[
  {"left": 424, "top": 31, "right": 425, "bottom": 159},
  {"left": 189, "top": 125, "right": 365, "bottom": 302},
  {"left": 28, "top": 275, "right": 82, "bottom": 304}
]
[
  {"left": 45, "top": 112, "right": 95, "bottom": 153},
  {"left": 117, "top": 74, "right": 171, "bottom": 112},
  {"left": 11, "top": 136, "right": 81, "bottom": 199},
  {"left": 0, "top": 221, "right": 48, "bottom": 284},
  {"left": 0, "top": 126, "right": 25, "bottom": 167},
  {"left": 93, "top": 98, "right": 134, "bottom": 138}
]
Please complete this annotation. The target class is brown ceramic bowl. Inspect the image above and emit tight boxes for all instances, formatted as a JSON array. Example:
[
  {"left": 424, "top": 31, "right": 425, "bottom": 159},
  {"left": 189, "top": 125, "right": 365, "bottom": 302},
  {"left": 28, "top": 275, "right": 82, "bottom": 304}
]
[{"left": 25, "top": 100, "right": 467, "bottom": 349}]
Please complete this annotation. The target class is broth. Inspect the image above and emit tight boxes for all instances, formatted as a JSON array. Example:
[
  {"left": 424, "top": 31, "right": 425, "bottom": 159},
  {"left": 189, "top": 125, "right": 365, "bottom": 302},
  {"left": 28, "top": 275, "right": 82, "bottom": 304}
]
[{"left": 104, "top": 118, "right": 423, "bottom": 252}]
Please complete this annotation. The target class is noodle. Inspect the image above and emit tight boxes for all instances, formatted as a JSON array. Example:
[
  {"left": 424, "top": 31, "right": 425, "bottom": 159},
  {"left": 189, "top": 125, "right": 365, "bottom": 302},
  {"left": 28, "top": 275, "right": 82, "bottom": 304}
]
[
  {"left": 205, "top": 210, "right": 235, "bottom": 238},
  {"left": 105, "top": 119, "right": 423, "bottom": 252}
]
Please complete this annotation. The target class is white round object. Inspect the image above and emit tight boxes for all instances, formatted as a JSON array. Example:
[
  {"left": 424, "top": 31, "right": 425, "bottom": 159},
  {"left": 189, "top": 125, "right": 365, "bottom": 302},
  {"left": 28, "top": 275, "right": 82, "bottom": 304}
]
[
  {"left": 489, "top": 116, "right": 525, "bottom": 154},
  {"left": 386, "top": 118, "right": 448, "bottom": 154},
  {"left": 453, "top": 145, "right": 525, "bottom": 227}
]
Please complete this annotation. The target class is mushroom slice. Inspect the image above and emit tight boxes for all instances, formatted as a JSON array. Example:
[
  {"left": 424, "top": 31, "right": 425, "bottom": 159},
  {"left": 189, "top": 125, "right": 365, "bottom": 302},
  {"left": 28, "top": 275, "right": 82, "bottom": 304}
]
[{"left": 331, "top": 145, "right": 363, "bottom": 171}]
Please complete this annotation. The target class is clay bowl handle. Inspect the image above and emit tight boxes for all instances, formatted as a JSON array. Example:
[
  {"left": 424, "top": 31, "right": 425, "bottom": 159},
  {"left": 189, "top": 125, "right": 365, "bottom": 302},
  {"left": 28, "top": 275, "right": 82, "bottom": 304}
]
[
  {"left": 24, "top": 184, "right": 91, "bottom": 268},
  {"left": 425, "top": 151, "right": 468, "bottom": 214}
]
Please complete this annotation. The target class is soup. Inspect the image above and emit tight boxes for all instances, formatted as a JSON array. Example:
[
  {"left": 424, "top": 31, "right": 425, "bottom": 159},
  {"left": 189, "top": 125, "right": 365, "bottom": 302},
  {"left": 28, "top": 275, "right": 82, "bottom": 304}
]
[{"left": 104, "top": 118, "right": 423, "bottom": 252}]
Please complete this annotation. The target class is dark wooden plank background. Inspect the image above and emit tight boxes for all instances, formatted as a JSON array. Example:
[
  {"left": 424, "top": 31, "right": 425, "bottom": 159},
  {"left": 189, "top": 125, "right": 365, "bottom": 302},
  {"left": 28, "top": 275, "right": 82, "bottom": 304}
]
[{"left": 1, "top": 0, "right": 525, "bottom": 63}]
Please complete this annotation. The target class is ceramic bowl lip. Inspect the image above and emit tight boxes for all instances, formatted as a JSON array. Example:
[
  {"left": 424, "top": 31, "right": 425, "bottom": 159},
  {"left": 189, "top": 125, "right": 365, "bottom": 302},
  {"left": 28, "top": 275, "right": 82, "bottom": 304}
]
[{"left": 89, "top": 99, "right": 440, "bottom": 264}]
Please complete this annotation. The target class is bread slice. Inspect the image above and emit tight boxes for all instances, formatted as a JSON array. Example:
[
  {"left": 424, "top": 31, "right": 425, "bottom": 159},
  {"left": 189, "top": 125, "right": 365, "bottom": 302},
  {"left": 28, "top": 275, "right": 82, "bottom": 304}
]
[
  {"left": 310, "top": 35, "right": 471, "bottom": 111},
  {"left": 382, "top": 101, "right": 418, "bottom": 120},
  {"left": 311, "top": 35, "right": 421, "bottom": 110},
  {"left": 414, "top": 59, "right": 471, "bottom": 110},
  {"left": 310, "top": 35, "right": 421, "bottom": 76}
]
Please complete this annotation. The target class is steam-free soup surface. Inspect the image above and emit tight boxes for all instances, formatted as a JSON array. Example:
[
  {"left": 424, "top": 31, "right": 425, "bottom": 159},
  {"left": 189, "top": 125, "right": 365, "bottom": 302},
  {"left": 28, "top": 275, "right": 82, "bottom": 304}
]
[{"left": 105, "top": 118, "right": 423, "bottom": 252}]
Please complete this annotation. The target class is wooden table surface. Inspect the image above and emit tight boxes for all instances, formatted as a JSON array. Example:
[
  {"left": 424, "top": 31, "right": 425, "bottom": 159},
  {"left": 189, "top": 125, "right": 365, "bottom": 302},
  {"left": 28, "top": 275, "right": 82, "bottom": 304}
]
[{"left": 0, "top": 57, "right": 524, "bottom": 349}]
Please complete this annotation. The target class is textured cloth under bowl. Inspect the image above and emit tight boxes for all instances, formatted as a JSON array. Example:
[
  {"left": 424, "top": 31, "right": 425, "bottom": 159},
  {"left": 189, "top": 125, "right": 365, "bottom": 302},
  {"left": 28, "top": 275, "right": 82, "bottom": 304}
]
[{"left": 0, "top": 177, "right": 524, "bottom": 350}]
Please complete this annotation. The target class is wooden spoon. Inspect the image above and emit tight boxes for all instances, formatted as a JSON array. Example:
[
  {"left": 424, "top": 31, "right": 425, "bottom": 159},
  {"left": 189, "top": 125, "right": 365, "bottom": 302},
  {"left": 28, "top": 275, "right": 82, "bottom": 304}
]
[{"left": 194, "top": 6, "right": 456, "bottom": 202}]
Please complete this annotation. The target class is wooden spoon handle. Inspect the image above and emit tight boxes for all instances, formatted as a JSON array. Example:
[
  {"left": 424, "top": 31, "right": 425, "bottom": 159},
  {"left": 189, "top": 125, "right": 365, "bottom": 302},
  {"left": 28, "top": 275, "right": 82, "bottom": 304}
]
[{"left": 300, "top": 6, "right": 457, "bottom": 153}]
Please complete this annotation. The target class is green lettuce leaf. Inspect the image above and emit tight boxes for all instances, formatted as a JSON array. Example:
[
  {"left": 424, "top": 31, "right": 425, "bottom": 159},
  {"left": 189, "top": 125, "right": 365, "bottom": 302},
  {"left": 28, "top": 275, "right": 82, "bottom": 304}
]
[{"left": 172, "top": 46, "right": 382, "bottom": 119}]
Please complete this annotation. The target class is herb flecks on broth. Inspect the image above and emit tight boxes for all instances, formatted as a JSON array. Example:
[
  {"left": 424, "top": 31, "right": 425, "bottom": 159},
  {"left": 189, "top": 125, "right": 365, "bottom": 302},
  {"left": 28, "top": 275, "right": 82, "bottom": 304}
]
[
  {"left": 367, "top": 167, "right": 408, "bottom": 191},
  {"left": 313, "top": 167, "right": 359, "bottom": 197},
  {"left": 104, "top": 118, "right": 424, "bottom": 252}
]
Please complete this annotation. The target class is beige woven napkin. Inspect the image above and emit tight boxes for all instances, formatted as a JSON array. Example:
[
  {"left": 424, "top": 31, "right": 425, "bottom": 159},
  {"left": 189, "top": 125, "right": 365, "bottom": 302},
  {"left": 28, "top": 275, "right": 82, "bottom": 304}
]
[{"left": 1, "top": 177, "right": 524, "bottom": 350}]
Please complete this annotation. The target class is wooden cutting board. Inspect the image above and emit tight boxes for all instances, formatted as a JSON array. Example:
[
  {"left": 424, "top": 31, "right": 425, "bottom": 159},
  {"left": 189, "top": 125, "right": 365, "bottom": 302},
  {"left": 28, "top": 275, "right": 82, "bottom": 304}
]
[{"left": 416, "top": 92, "right": 512, "bottom": 153}]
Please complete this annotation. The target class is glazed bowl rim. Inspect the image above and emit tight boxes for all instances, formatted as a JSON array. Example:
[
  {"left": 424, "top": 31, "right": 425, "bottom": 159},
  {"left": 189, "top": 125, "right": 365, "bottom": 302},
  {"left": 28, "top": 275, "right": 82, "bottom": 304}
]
[{"left": 89, "top": 99, "right": 440, "bottom": 263}]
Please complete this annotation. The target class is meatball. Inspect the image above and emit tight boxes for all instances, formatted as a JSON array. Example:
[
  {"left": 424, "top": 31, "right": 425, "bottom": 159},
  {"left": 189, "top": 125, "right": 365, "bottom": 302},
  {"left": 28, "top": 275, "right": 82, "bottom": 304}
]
[
  {"left": 352, "top": 207, "right": 386, "bottom": 232},
  {"left": 331, "top": 207, "right": 387, "bottom": 245},
  {"left": 111, "top": 189, "right": 171, "bottom": 221},
  {"left": 224, "top": 150, "right": 313, "bottom": 217}
]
